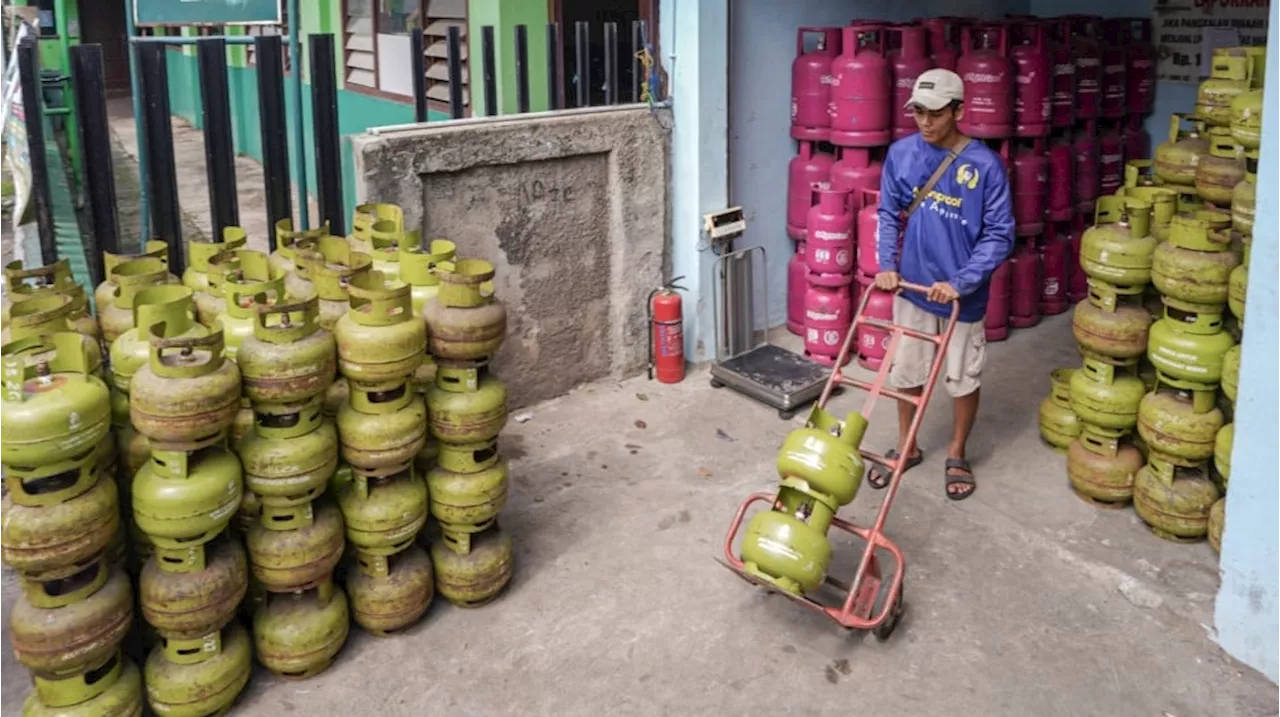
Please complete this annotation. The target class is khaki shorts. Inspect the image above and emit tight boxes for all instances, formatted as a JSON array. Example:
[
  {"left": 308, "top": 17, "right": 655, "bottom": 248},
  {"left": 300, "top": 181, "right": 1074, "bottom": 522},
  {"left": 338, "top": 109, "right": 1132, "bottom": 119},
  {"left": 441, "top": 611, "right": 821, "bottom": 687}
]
[{"left": 886, "top": 296, "right": 986, "bottom": 398}]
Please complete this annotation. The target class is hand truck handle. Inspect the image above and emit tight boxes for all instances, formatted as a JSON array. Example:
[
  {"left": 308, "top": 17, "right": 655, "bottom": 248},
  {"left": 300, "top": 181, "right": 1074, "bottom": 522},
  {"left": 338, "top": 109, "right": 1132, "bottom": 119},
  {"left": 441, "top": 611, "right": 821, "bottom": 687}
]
[{"left": 895, "top": 279, "right": 957, "bottom": 302}]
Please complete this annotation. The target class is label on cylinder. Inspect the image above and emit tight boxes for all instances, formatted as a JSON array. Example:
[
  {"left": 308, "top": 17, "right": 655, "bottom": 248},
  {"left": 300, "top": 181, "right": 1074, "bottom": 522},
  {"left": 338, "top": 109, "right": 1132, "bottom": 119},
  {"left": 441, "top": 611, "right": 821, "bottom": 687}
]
[
  {"left": 656, "top": 323, "right": 682, "bottom": 358},
  {"left": 1043, "top": 277, "right": 1060, "bottom": 296},
  {"left": 812, "top": 229, "right": 850, "bottom": 241}
]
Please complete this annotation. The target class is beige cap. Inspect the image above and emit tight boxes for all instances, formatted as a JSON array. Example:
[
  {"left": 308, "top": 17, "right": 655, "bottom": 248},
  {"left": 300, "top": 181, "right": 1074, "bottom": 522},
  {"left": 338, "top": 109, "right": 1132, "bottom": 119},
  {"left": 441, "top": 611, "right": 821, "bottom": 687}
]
[{"left": 905, "top": 69, "right": 965, "bottom": 110}]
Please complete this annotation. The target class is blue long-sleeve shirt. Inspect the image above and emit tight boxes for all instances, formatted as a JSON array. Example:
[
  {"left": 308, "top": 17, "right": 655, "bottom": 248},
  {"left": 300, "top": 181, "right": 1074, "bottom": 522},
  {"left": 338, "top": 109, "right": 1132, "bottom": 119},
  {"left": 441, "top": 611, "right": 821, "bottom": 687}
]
[{"left": 876, "top": 134, "right": 1015, "bottom": 323}]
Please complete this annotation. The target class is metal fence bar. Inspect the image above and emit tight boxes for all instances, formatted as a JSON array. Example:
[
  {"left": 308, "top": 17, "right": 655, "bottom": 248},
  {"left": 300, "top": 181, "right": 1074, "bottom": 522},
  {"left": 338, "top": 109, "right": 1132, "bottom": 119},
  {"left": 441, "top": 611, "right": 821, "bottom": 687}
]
[
  {"left": 447, "top": 26, "right": 465, "bottom": 119},
  {"left": 309, "top": 34, "right": 345, "bottom": 235},
  {"left": 481, "top": 25, "right": 498, "bottom": 116},
  {"left": 131, "top": 36, "right": 267, "bottom": 45},
  {"left": 197, "top": 37, "right": 239, "bottom": 236},
  {"left": 69, "top": 44, "right": 118, "bottom": 285},
  {"left": 137, "top": 42, "right": 184, "bottom": 275},
  {"left": 288, "top": 0, "right": 308, "bottom": 230},
  {"left": 546, "top": 23, "right": 561, "bottom": 110},
  {"left": 575, "top": 21, "right": 589, "bottom": 108},
  {"left": 255, "top": 35, "right": 291, "bottom": 250},
  {"left": 631, "top": 21, "right": 644, "bottom": 103},
  {"left": 514, "top": 25, "right": 530, "bottom": 113},
  {"left": 411, "top": 30, "right": 428, "bottom": 123},
  {"left": 603, "top": 22, "right": 618, "bottom": 105},
  {"left": 17, "top": 38, "right": 56, "bottom": 264}
]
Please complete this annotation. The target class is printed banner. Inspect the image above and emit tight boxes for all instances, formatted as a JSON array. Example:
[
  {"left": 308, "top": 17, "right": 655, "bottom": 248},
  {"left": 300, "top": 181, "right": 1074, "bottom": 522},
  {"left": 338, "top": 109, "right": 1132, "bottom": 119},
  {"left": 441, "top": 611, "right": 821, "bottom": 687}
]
[{"left": 1153, "top": 0, "right": 1271, "bottom": 83}]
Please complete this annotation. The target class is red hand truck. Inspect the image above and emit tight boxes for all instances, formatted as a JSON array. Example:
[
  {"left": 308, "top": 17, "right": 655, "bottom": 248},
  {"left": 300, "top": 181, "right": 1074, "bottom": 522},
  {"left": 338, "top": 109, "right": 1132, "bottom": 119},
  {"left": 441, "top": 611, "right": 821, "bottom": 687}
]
[{"left": 718, "top": 280, "right": 960, "bottom": 637}]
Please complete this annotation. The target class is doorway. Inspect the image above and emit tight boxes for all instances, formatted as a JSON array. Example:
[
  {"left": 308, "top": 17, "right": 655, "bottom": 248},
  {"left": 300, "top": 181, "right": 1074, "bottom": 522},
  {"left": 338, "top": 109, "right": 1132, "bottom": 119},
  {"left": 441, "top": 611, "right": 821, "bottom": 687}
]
[
  {"left": 551, "top": 0, "right": 657, "bottom": 106},
  {"left": 79, "top": 0, "right": 130, "bottom": 94}
]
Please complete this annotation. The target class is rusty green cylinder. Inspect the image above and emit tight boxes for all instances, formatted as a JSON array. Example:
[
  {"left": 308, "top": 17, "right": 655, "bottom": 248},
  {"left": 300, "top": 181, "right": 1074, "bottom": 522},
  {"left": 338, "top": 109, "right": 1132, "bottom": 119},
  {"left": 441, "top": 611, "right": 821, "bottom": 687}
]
[
  {"left": 236, "top": 398, "right": 336, "bottom": 512},
  {"left": 270, "top": 217, "right": 329, "bottom": 298},
  {"left": 431, "top": 523, "right": 513, "bottom": 608},
  {"left": 144, "top": 621, "right": 251, "bottom": 716},
  {"left": 1, "top": 472, "right": 119, "bottom": 576},
  {"left": 10, "top": 566, "right": 133, "bottom": 679},
  {"left": 128, "top": 329, "right": 241, "bottom": 445},
  {"left": 1193, "top": 131, "right": 1245, "bottom": 205},
  {"left": 1147, "top": 306, "right": 1235, "bottom": 387},
  {"left": 338, "top": 469, "right": 428, "bottom": 555},
  {"left": 1, "top": 295, "right": 105, "bottom": 378},
  {"left": 399, "top": 240, "right": 457, "bottom": 316},
  {"left": 237, "top": 296, "right": 336, "bottom": 406},
  {"left": 1232, "top": 157, "right": 1256, "bottom": 236},
  {"left": 1215, "top": 422, "right": 1233, "bottom": 484},
  {"left": 1039, "top": 369, "right": 1081, "bottom": 452},
  {"left": 1152, "top": 216, "right": 1239, "bottom": 311},
  {"left": 1133, "top": 453, "right": 1219, "bottom": 541},
  {"left": 1208, "top": 498, "right": 1225, "bottom": 553},
  {"left": 337, "top": 382, "right": 427, "bottom": 474},
  {"left": 1072, "top": 281, "right": 1151, "bottom": 363},
  {"left": 182, "top": 228, "right": 247, "bottom": 295},
  {"left": 1195, "top": 56, "right": 1252, "bottom": 126},
  {"left": 1154, "top": 115, "right": 1208, "bottom": 187},
  {"left": 1067, "top": 427, "right": 1144, "bottom": 505},
  {"left": 1068, "top": 358, "right": 1145, "bottom": 430},
  {"left": 94, "top": 240, "right": 172, "bottom": 323},
  {"left": 99, "top": 257, "right": 173, "bottom": 345},
  {"left": 109, "top": 285, "right": 205, "bottom": 394},
  {"left": 1, "top": 333, "right": 111, "bottom": 467},
  {"left": 247, "top": 499, "right": 345, "bottom": 592},
  {"left": 139, "top": 536, "right": 247, "bottom": 663},
  {"left": 423, "top": 258, "right": 508, "bottom": 361},
  {"left": 347, "top": 543, "right": 434, "bottom": 635},
  {"left": 426, "top": 366, "right": 508, "bottom": 445},
  {"left": 22, "top": 654, "right": 143, "bottom": 716},
  {"left": 4, "top": 435, "right": 115, "bottom": 508},
  {"left": 131, "top": 446, "right": 243, "bottom": 570},
  {"left": 216, "top": 249, "right": 286, "bottom": 361},
  {"left": 335, "top": 271, "right": 426, "bottom": 384},
  {"left": 776, "top": 405, "right": 867, "bottom": 509},
  {"left": 1080, "top": 196, "right": 1157, "bottom": 288},
  {"left": 1221, "top": 344, "right": 1240, "bottom": 403},
  {"left": 253, "top": 582, "right": 350, "bottom": 679},
  {"left": 428, "top": 455, "right": 509, "bottom": 552},
  {"left": 1227, "top": 262, "right": 1247, "bottom": 322},
  {"left": 297, "top": 237, "right": 372, "bottom": 331},
  {"left": 1137, "top": 387, "right": 1223, "bottom": 463}
]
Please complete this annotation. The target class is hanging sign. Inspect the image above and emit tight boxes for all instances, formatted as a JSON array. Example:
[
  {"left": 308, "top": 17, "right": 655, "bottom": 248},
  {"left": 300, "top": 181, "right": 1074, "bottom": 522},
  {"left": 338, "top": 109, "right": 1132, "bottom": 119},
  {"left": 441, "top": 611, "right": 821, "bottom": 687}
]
[
  {"left": 133, "top": 0, "right": 282, "bottom": 27},
  {"left": 1152, "top": 0, "right": 1270, "bottom": 83}
]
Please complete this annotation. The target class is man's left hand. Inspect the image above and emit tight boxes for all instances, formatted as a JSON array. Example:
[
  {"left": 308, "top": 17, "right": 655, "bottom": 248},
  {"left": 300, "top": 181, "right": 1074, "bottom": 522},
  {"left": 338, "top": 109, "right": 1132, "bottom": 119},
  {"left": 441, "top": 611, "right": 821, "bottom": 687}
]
[{"left": 927, "top": 281, "right": 959, "bottom": 303}]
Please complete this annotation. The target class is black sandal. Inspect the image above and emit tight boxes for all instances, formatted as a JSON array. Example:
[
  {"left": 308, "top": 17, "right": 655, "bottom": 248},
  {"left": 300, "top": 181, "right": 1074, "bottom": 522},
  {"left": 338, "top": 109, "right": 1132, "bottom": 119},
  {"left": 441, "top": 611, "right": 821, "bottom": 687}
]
[
  {"left": 867, "top": 449, "right": 923, "bottom": 490},
  {"left": 945, "top": 458, "right": 976, "bottom": 501}
]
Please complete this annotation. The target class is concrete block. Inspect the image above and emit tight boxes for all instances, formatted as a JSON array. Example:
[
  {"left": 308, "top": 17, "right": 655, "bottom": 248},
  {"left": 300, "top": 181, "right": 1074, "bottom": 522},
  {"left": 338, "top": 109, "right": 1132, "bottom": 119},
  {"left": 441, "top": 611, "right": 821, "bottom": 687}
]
[{"left": 351, "top": 107, "right": 672, "bottom": 409}]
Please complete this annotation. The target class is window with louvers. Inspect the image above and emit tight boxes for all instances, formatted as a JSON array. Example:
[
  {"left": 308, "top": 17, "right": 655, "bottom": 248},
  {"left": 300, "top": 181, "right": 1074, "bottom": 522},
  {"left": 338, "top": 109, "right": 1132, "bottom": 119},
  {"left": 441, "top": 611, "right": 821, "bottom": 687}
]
[
  {"left": 421, "top": 0, "right": 468, "bottom": 110},
  {"left": 340, "top": 0, "right": 468, "bottom": 108}
]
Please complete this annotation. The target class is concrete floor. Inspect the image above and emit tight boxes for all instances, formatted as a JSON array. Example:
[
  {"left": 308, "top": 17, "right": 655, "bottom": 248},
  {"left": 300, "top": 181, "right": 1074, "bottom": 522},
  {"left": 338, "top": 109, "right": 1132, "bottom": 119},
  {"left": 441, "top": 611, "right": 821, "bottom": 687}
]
[{"left": 3, "top": 313, "right": 1277, "bottom": 716}]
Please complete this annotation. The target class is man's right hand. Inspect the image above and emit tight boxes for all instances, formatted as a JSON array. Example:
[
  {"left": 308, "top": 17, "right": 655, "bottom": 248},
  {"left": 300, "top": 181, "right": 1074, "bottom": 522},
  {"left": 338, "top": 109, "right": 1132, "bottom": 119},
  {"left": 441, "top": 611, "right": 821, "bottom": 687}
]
[{"left": 874, "top": 271, "right": 900, "bottom": 291}]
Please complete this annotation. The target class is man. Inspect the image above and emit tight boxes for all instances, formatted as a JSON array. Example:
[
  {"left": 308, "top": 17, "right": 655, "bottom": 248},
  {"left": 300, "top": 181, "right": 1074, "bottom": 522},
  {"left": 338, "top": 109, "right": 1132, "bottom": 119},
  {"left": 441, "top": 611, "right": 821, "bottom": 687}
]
[{"left": 867, "top": 68, "right": 1015, "bottom": 501}]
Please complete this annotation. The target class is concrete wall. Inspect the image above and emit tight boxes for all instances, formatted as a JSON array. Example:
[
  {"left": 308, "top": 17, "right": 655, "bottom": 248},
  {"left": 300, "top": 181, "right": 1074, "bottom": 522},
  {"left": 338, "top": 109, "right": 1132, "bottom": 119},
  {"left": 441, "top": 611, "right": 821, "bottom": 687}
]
[
  {"left": 1215, "top": 1, "right": 1278, "bottom": 684},
  {"left": 350, "top": 106, "right": 671, "bottom": 409}
]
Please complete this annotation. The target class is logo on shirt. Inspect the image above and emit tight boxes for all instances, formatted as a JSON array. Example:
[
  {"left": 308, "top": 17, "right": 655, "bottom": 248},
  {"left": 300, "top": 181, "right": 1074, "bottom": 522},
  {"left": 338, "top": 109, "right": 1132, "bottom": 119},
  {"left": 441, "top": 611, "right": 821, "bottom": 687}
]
[{"left": 955, "top": 163, "right": 980, "bottom": 190}]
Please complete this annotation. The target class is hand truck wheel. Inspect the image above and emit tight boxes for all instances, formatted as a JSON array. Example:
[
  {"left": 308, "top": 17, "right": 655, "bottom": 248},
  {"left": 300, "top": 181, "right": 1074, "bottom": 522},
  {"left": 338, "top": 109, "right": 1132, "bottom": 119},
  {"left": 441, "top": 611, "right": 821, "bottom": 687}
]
[
  {"left": 777, "top": 408, "right": 796, "bottom": 420},
  {"left": 871, "top": 585, "right": 906, "bottom": 642}
]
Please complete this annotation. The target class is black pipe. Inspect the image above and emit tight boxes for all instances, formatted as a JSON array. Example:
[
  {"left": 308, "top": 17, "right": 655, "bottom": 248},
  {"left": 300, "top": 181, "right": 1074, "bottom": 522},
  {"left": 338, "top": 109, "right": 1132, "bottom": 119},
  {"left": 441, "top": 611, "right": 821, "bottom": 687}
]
[
  {"left": 575, "top": 21, "right": 589, "bottom": 107},
  {"left": 69, "top": 44, "right": 117, "bottom": 285},
  {"left": 631, "top": 21, "right": 645, "bottom": 103},
  {"left": 481, "top": 25, "right": 497, "bottom": 116},
  {"left": 514, "top": 25, "right": 530, "bottom": 113},
  {"left": 308, "top": 34, "right": 345, "bottom": 234},
  {"left": 446, "top": 26, "right": 465, "bottom": 119},
  {"left": 255, "top": 35, "right": 291, "bottom": 250},
  {"left": 198, "top": 37, "right": 239, "bottom": 236},
  {"left": 546, "top": 23, "right": 561, "bottom": 110},
  {"left": 17, "top": 38, "right": 56, "bottom": 265},
  {"left": 137, "top": 42, "right": 184, "bottom": 276},
  {"left": 603, "top": 22, "right": 618, "bottom": 105},
  {"left": 410, "top": 30, "right": 428, "bottom": 123}
]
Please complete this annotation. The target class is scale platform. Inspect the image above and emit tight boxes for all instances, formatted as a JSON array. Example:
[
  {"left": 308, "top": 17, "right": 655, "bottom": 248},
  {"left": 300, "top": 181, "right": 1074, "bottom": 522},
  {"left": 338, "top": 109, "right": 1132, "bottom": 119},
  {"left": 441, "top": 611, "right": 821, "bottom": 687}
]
[{"left": 708, "top": 344, "right": 829, "bottom": 419}]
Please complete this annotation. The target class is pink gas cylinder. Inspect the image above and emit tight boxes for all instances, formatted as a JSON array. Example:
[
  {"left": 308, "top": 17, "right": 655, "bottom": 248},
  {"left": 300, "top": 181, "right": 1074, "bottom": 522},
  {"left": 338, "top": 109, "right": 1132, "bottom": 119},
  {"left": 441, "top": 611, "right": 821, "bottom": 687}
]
[
  {"left": 1046, "top": 132, "right": 1074, "bottom": 222},
  {"left": 957, "top": 24, "right": 1014, "bottom": 139},
  {"left": 791, "top": 27, "right": 842, "bottom": 141},
  {"left": 830, "top": 147, "right": 883, "bottom": 194},
  {"left": 1099, "top": 20, "right": 1128, "bottom": 120},
  {"left": 803, "top": 281, "right": 854, "bottom": 367},
  {"left": 788, "top": 242, "right": 808, "bottom": 335},
  {"left": 855, "top": 273, "right": 893, "bottom": 371},
  {"left": 984, "top": 260, "right": 1013, "bottom": 341},
  {"left": 830, "top": 25, "right": 892, "bottom": 147},
  {"left": 919, "top": 17, "right": 961, "bottom": 71},
  {"left": 856, "top": 189, "right": 882, "bottom": 278},
  {"left": 1122, "top": 114, "right": 1150, "bottom": 162},
  {"left": 1068, "top": 16, "right": 1101, "bottom": 120},
  {"left": 1073, "top": 119, "right": 1100, "bottom": 217},
  {"left": 786, "top": 141, "right": 835, "bottom": 241},
  {"left": 1012, "top": 138, "right": 1048, "bottom": 237},
  {"left": 1039, "top": 221, "right": 1070, "bottom": 315},
  {"left": 1009, "top": 239, "right": 1041, "bottom": 329},
  {"left": 1065, "top": 216, "right": 1087, "bottom": 303},
  {"left": 1046, "top": 19, "right": 1076, "bottom": 129},
  {"left": 889, "top": 25, "right": 933, "bottom": 140},
  {"left": 1098, "top": 120, "right": 1124, "bottom": 196},
  {"left": 1010, "top": 20, "right": 1051, "bottom": 138},
  {"left": 804, "top": 185, "right": 855, "bottom": 280},
  {"left": 1125, "top": 18, "right": 1155, "bottom": 116}
]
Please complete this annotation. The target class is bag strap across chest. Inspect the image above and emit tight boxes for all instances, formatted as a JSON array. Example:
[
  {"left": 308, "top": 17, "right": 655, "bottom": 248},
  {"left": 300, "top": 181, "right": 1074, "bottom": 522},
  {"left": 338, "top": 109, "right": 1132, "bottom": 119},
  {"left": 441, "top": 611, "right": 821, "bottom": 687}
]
[{"left": 903, "top": 137, "right": 972, "bottom": 220}]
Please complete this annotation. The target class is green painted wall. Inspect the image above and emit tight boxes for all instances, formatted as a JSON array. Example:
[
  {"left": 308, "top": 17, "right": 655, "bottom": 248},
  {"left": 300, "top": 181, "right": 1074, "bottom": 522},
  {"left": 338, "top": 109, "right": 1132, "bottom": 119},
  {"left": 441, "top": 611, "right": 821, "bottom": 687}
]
[{"left": 470, "top": 0, "right": 551, "bottom": 115}]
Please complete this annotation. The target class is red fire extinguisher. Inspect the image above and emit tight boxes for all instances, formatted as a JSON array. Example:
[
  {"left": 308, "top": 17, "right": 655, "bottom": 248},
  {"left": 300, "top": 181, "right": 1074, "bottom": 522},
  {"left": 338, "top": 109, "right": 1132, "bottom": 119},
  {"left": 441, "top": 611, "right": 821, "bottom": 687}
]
[{"left": 648, "top": 276, "right": 687, "bottom": 384}]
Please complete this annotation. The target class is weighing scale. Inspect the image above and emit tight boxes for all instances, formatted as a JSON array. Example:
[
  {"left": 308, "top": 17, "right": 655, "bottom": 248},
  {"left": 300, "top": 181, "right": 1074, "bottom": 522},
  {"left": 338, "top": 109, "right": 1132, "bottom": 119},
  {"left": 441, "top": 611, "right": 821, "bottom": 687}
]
[{"left": 704, "top": 208, "right": 829, "bottom": 419}]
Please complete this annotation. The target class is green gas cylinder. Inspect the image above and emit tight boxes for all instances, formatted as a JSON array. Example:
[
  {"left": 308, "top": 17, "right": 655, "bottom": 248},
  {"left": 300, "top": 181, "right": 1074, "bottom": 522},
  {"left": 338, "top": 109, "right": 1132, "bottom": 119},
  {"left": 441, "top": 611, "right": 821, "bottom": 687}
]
[
  {"left": 139, "top": 535, "right": 247, "bottom": 664},
  {"left": 1039, "top": 369, "right": 1082, "bottom": 452},
  {"left": 1080, "top": 196, "right": 1158, "bottom": 288},
  {"left": 1, "top": 460, "right": 119, "bottom": 577},
  {"left": 247, "top": 499, "right": 345, "bottom": 592},
  {"left": 131, "top": 446, "right": 243, "bottom": 571},
  {"left": 428, "top": 448, "right": 509, "bottom": 553},
  {"left": 347, "top": 543, "right": 434, "bottom": 635},
  {"left": 776, "top": 405, "right": 868, "bottom": 508},
  {"left": 297, "top": 237, "right": 373, "bottom": 331},
  {"left": 367, "top": 220, "right": 411, "bottom": 282},
  {"left": 95, "top": 240, "right": 173, "bottom": 317},
  {"left": 1071, "top": 281, "right": 1152, "bottom": 364},
  {"left": 1, "top": 333, "right": 111, "bottom": 467},
  {"left": 431, "top": 523, "right": 513, "bottom": 608},
  {"left": 253, "top": 581, "right": 350, "bottom": 679},
  {"left": 1147, "top": 305, "right": 1235, "bottom": 386},
  {"left": 99, "top": 257, "right": 173, "bottom": 345},
  {"left": 128, "top": 329, "right": 241, "bottom": 446},
  {"left": 109, "top": 285, "right": 206, "bottom": 394},
  {"left": 1215, "top": 422, "right": 1234, "bottom": 484},
  {"left": 236, "top": 396, "right": 337, "bottom": 525},
  {"left": 739, "top": 487, "right": 834, "bottom": 597},
  {"left": 426, "top": 365, "right": 508, "bottom": 446},
  {"left": 338, "top": 469, "right": 428, "bottom": 556},
  {"left": 335, "top": 271, "right": 426, "bottom": 384},
  {"left": 1067, "top": 426, "right": 1145, "bottom": 506},
  {"left": 339, "top": 381, "right": 428, "bottom": 474},
  {"left": 1134, "top": 453, "right": 1218, "bottom": 542},
  {"left": 10, "top": 566, "right": 133, "bottom": 681},
  {"left": 423, "top": 258, "right": 508, "bottom": 362},
  {"left": 400, "top": 240, "right": 457, "bottom": 317},
  {"left": 237, "top": 296, "right": 336, "bottom": 406},
  {"left": 1137, "top": 382, "right": 1223, "bottom": 463},
  {"left": 144, "top": 621, "right": 251, "bottom": 715},
  {"left": 1152, "top": 215, "right": 1239, "bottom": 311},
  {"left": 271, "top": 217, "right": 329, "bottom": 298},
  {"left": 1208, "top": 498, "right": 1225, "bottom": 554},
  {"left": 22, "top": 654, "right": 144, "bottom": 716},
  {"left": 217, "top": 250, "right": 285, "bottom": 361},
  {"left": 1068, "top": 358, "right": 1145, "bottom": 431}
]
